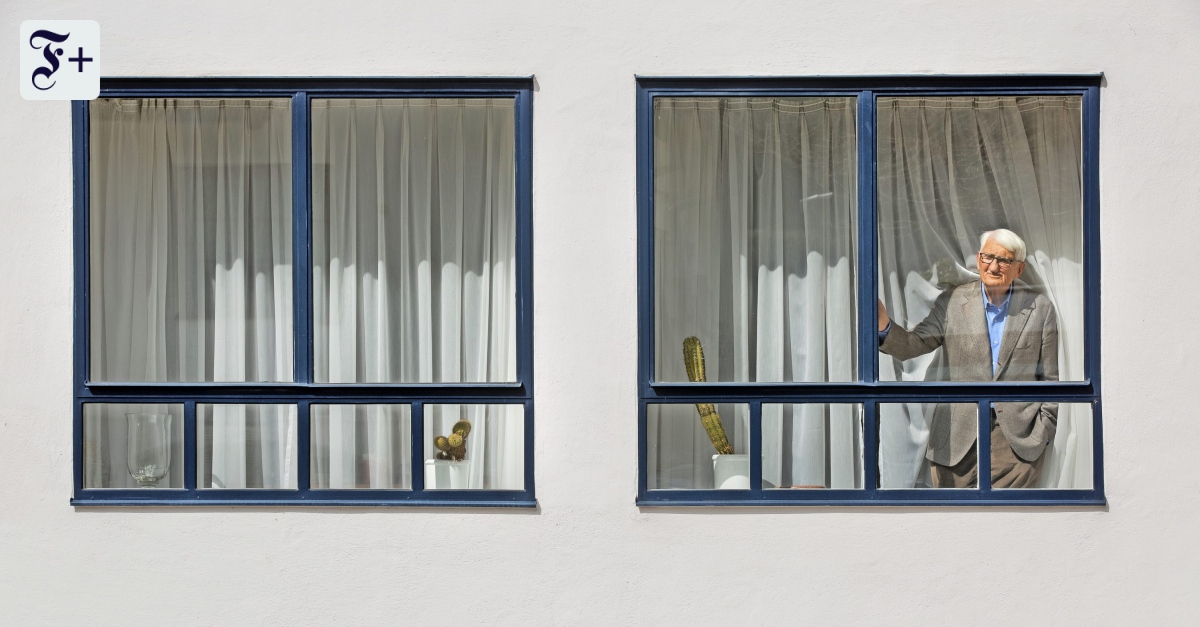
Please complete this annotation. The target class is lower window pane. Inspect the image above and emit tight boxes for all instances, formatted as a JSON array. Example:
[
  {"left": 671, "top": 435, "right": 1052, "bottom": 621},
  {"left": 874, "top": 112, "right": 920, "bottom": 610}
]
[
  {"left": 311, "top": 404, "right": 411, "bottom": 489},
  {"left": 991, "top": 401, "right": 1094, "bottom": 490},
  {"left": 647, "top": 403, "right": 750, "bottom": 490},
  {"left": 83, "top": 403, "right": 184, "bottom": 489},
  {"left": 763, "top": 403, "right": 863, "bottom": 489},
  {"left": 198, "top": 404, "right": 297, "bottom": 489},
  {"left": 880, "top": 402, "right": 979, "bottom": 489},
  {"left": 423, "top": 404, "right": 524, "bottom": 490}
]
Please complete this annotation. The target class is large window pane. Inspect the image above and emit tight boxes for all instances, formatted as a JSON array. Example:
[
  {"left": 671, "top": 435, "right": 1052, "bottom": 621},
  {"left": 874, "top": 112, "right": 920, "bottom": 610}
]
[
  {"left": 876, "top": 96, "right": 1083, "bottom": 383},
  {"left": 198, "top": 404, "right": 297, "bottom": 489},
  {"left": 311, "top": 98, "right": 517, "bottom": 383},
  {"left": 83, "top": 403, "right": 184, "bottom": 489},
  {"left": 89, "top": 98, "right": 293, "bottom": 382},
  {"left": 653, "top": 97, "right": 858, "bottom": 383}
]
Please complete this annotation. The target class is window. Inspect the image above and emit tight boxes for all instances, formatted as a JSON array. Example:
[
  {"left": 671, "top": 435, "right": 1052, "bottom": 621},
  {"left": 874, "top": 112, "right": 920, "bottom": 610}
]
[
  {"left": 637, "top": 76, "right": 1102, "bottom": 505},
  {"left": 73, "top": 78, "right": 534, "bottom": 506}
]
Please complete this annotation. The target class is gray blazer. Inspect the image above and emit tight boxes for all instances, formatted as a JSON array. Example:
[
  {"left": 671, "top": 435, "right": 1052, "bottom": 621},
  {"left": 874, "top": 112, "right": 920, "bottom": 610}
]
[{"left": 880, "top": 280, "right": 1059, "bottom": 466}]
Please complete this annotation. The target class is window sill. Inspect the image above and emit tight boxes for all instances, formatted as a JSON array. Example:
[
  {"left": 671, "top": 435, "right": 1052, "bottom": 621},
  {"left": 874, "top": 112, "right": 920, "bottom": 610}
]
[
  {"left": 72, "top": 490, "right": 537, "bottom": 508},
  {"left": 637, "top": 489, "right": 1106, "bottom": 507}
]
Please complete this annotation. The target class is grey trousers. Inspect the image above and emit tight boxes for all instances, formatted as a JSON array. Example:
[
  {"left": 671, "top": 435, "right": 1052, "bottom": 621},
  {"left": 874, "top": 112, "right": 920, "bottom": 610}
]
[{"left": 930, "top": 418, "right": 1045, "bottom": 489}]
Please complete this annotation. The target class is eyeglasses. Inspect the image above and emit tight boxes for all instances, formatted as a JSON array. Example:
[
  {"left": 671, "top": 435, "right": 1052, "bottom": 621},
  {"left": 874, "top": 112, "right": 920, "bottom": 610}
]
[{"left": 977, "top": 252, "right": 1021, "bottom": 270}]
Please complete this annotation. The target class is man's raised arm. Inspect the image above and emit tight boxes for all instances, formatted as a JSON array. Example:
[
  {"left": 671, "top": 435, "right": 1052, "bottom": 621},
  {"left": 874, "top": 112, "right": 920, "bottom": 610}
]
[{"left": 877, "top": 289, "right": 954, "bottom": 361}]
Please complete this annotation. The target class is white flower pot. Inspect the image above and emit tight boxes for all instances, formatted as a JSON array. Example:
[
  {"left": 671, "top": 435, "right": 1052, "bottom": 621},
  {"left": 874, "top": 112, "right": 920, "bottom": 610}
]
[
  {"left": 712, "top": 454, "right": 750, "bottom": 489},
  {"left": 425, "top": 459, "right": 469, "bottom": 489}
]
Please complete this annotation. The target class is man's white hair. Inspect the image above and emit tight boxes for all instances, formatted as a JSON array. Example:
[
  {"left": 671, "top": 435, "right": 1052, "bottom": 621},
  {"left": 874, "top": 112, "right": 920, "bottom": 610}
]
[{"left": 979, "top": 228, "right": 1027, "bottom": 262}]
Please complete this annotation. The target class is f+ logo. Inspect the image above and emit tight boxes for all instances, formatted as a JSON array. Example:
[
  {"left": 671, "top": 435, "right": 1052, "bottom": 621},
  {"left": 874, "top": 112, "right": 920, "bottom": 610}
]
[
  {"left": 20, "top": 20, "right": 99, "bottom": 100},
  {"left": 30, "top": 30, "right": 93, "bottom": 91}
]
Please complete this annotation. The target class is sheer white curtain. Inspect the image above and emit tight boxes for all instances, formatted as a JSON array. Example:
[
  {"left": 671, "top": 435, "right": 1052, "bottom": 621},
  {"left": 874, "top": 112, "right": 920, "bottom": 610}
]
[
  {"left": 651, "top": 98, "right": 860, "bottom": 489},
  {"left": 86, "top": 97, "right": 521, "bottom": 490},
  {"left": 89, "top": 98, "right": 295, "bottom": 488},
  {"left": 310, "top": 99, "right": 520, "bottom": 489},
  {"left": 877, "top": 96, "right": 1089, "bottom": 489},
  {"left": 90, "top": 98, "right": 294, "bottom": 384}
]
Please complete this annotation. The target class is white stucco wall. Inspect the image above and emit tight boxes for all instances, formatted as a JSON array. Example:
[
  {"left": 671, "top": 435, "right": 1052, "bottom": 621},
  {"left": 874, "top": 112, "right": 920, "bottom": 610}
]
[{"left": 2, "top": 0, "right": 1198, "bottom": 624}]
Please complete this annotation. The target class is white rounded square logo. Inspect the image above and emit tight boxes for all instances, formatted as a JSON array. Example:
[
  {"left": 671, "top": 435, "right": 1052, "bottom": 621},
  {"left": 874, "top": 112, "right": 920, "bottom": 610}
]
[{"left": 20, "top": 20, "right": 100, "bottom": 100}]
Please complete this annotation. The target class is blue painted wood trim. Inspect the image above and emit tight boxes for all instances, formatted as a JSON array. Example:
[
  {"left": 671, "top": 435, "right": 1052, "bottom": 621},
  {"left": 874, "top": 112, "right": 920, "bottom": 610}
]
[
  {"left": 81, "top": 382, "right": 528, "bottom": 398},
  {"left": 857, "top": 90, "right": 878, "bottom": 385},
  {"left": 521, "top": 400, "right": 536, "bottom": 495},
  {"left": 749, "top": 402, "right": 762, "bottom": 492},
  {"left": 636, "top": 75, "right": 1102, "bottom": 91},
  {"left": 645, "top": 381, "right": 1096, "bottom": 400},
  {"left": 183, "top": 401, "right": 197, "bottom": 490},
  {"left": 78, "top": 391, "right": 533, "bottom": 405},
  {"left": 411, "top": 402, "right": 425, "bottom": 492},
  {"left": 638, "top": 482, "right": 1104, "bottom": 505},
  {"left": 514, "top": 86, "right": 535, "bottom": 393},
  {"left": 72, "top": 100, "right": 90, "bottom": 387},
  {"left": 637, "top": 402, "right": 649, "bottom": 498},
  {"left": 862, "top": 402, "right": 878, "bottom": 492},
  {"left": 978, "top": 401, "right": 992, "bottom": 492},
  {"left": 296, "top": 401, "right": 311, "bottom": 491},
  {"left": 637, "top": 80, "right": 656, "bottom": 390},
  {"left": 1082, "top": 85, "right": 1105, "bottom": 495},
  {"left": 73, "top": 400, "right": 84, "bottom": 495},
  {"left": 292, "top": 93, "right": 313, "bottom": 384},
  {"left": 72, "top": 490, "right": 537, "bottom": 507},
  {"left": 637, "top": 493, "right": 1106, "bottom": 507},
  {"left": 72, "top": 100, "right": 89, "bottom": 499},
  {"left": 100, "top": 76, "right": 534, "bottom": 94},
  {"left": 1091, "top": 399, "right": 1104, "bottom": 495},
  {"left": 1083, "top": 85, "right": 1101, "bottom": 389},
  {"left": 636, "top": 80, "right": 655, "bottom": 501}
]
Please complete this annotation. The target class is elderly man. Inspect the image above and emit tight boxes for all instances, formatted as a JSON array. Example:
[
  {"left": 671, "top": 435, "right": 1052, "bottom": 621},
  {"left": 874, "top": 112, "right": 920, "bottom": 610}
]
[{"left": 877, "top": 229, "right": 1058, "bottom": 488}]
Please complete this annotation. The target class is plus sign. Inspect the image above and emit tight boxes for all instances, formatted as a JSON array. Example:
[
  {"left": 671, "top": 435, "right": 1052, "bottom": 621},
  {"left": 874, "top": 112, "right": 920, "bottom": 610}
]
[{"left": 67, "top": 47, "right": 93, "bottom": 72}]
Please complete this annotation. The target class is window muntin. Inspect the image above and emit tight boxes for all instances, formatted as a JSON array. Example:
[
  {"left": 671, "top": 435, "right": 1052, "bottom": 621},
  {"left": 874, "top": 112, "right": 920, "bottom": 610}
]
[
  {"left": 638, "top": 77, "right": 1102, "bottom": 506},
  {"left": 73, "top": 80, "right": 534, "bottom": 507}
]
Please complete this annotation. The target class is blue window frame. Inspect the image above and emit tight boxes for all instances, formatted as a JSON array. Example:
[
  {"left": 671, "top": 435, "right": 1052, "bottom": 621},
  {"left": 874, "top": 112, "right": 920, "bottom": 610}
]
[
  {"left": 72, "top": 77, "right": 535, "bottom": 507},
  {"left": 637, "top": 75, "right": 1103, "bottom": 505}
]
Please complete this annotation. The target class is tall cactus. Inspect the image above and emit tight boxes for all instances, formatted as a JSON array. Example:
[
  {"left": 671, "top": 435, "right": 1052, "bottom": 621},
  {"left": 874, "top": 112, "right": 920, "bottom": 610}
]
[{"left": 682, "top": 336, "right": 734, "bottom": 455}]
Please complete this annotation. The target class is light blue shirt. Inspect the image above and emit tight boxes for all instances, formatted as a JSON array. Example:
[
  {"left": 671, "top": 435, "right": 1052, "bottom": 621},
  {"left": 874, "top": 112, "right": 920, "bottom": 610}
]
[
  {"left": 878, "top": 282, "right": 1013, "bottom": 376},
  {"left": 982, "top": 282, "right": 1012, "bottom": 377}
]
